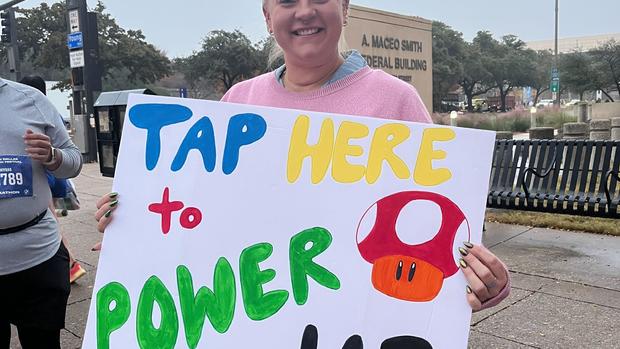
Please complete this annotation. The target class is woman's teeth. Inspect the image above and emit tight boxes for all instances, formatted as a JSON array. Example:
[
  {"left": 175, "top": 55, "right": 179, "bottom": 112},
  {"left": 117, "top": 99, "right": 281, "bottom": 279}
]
[{"left": 296, "top": 28, "right": 320, "bottom": 36}]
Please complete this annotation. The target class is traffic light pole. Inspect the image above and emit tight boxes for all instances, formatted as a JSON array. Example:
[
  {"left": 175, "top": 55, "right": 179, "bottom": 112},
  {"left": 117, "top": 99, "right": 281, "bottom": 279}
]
[
  {"left": 0, "top": 0, "right": 26, "bottom": 12},
  {"left": 2, "top": 8, "right": 20, "bottom": 81},
  {"left": 554, "top": 0, "right": 560, "bottom": 106},
  {"left": 66, "top": 0, "right": 102, "bottom": 163}
]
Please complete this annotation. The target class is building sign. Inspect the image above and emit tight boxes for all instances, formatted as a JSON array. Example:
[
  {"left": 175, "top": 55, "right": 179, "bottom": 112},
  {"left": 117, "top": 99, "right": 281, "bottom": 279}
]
[{"left": 345, "top": 5, "right": 433, "bottom": 112}]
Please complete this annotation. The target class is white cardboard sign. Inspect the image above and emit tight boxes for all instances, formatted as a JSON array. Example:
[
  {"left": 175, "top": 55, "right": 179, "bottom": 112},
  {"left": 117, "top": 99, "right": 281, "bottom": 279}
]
[{"left": 83, "top": 94, "right": 495, "bottom": 349}]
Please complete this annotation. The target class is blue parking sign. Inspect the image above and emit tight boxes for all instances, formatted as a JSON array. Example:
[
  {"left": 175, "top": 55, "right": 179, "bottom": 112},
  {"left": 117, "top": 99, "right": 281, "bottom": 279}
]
[{"left": 67, "top": 32, "right": 84, "bottom": 50}]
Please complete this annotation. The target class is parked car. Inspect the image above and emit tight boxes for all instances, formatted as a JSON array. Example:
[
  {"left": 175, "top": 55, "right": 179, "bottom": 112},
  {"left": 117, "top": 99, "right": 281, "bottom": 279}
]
[
  {"left": 472, "top": 98, "right": 489, "bottom": 112},
  {"left": 564, "top": 99, "right": 581, "bottom": 107},
  {"left": 536, "top": 99, "right": 554, "bottom": 108}
]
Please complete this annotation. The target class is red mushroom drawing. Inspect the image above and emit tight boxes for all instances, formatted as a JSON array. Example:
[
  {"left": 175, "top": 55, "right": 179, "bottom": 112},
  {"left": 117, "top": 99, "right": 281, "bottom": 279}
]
[{"left": 356, "top": 191, "right": 470, "bottom": 302}]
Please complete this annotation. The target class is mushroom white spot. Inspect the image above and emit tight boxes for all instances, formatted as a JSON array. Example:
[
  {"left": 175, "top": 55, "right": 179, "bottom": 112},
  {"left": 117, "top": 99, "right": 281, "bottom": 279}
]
[
  {"left": 395, "top": 199, "right": 442, "bottom": 245},
  {"left": 305, "top": 241, "right": 314, "bottom": 250},
  {"left": 452, "top": 220, "right": 471, "bottom": 265},
  {"left": 109, "top": 300, "right": 116, "bottom": 312},
  {"left": 242, "top": 125, "right": 248, "bottom": 132},
  {"left": 356, "top": 203, "right": 377, "bottom": 243},
  {"left": 197, "top": 130, "right": 203, "bottom": 138}
]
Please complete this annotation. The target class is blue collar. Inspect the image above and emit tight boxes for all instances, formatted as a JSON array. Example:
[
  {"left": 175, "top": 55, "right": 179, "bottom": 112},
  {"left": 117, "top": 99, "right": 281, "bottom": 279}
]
[{"left": 274, "top": 50, "right": 368, "bottom": 87}]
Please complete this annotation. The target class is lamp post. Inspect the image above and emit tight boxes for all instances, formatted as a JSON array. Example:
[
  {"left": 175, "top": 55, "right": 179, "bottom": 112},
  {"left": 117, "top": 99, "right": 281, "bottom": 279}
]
[
  {"left": 553, "top": 0, "right": 560, "bottom": 107},
  {"left": 450, "top": 111, "right": 458, "bottom": 127}
]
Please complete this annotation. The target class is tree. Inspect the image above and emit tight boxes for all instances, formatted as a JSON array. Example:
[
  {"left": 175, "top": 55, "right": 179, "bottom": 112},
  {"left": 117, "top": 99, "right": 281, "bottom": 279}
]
[
  {"left": 178, "top": 30, "right": 266, "bottom": 94},
  {"left": 560, "top": 51, "right": 599, "bottom": 101},
  {"left": 4, "top": 1, "right": 171, "bottom": 90},
  {"left": 474, "top": 32, "right": 534, "bottom": 111},
  {"left": 590, "top": 40, "right": 620, "bottom": 101},
  {"left": 529, "top": 50, "right": 554, "bottom": 105},
  {"left": 432, "top": 21, "right": 465, "bottom": 112},
  {"left": 459, "top": 41, "right": 492, "bottom": 112}
]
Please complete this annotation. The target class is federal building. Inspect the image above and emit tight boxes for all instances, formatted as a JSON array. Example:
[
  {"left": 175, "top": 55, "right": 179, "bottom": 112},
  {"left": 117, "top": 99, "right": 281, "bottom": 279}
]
[{"left": 344, "top": 5, "right": 433, "bottom": 112}]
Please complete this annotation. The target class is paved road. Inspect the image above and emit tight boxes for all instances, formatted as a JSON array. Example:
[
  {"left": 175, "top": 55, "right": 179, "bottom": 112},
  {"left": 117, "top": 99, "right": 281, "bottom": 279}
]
[{"left": 9, "top": 163, "right": 620, "bottom": 348}]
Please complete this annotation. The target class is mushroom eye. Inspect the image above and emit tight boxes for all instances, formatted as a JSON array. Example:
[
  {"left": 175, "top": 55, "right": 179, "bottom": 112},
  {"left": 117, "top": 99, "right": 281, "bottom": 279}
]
[
  {"left": 407, "top": 262, "right": 416, "bottom": 282},
  {"left": 395, "top": 260, "right": 404, "bottom": 280},
  {"left": 395, "top": 200, "right": 442, "bottom": 245}
]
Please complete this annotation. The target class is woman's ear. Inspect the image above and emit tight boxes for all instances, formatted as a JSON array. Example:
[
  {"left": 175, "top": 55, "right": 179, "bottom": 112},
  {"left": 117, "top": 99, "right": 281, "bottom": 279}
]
[{"left": 263, "top": 5, "right": 273, "bottom": 35}]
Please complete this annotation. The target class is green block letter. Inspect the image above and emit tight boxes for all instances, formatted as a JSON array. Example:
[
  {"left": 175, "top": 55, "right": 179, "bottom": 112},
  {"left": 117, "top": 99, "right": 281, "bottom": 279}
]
[
  {"left": 97, "top": 282, "right": 131, "bottom": 349},
  {"left": 239, "top": 243, "right": 289, "bottom": 321},
  {"left": 177, "top": 260, "right": 236, "bottom": 349},
  {"left": 290, "top": 227, "right": 341, "bottom": 305},
  {"left": 136, "top": 276, "right": 179, "bottom": 349}
]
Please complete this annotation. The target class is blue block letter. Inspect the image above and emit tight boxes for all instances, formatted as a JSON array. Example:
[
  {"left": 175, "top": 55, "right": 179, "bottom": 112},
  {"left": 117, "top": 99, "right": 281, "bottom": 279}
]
[
  {"left": 129, "top": 104, "right": 193, "bottom": 171},
  {"left": 222, "top": 113, "right": 267, "bottom": 175},
  {"left": 171, "top": 117, "right": 217, "bottom": 172}
]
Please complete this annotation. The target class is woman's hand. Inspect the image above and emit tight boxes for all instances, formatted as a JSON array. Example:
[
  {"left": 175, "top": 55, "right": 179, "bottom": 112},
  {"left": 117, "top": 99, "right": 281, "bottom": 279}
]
[
  {"left": 95, "top": 192, "right": 119, "bottom": 233},
  {"left": 458, "top": 242, "right": 510, "bottom": 311},
  {"left": 92, "top": 192, "right": 119, "bottom": 251}
]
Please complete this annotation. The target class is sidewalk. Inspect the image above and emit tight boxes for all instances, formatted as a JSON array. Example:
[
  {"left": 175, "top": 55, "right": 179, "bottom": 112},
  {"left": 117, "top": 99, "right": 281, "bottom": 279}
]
[{"left": 10, "top": 163, "right": 620, "bottom": 348}]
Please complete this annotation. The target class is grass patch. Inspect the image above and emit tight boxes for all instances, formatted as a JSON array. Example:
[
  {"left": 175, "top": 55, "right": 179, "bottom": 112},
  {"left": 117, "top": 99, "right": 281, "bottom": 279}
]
[{"left": 486, "top": 209, "right": 620, "bottom": 236}]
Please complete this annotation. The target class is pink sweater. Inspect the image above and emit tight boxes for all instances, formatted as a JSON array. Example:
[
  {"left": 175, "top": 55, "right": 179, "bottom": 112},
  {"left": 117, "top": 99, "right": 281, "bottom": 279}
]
[
  {"left": 221, "top": 66, "right": 510, "bottom": 311},
  {"left": 222, "top": 66, "right": 432, "bottom": 123}
]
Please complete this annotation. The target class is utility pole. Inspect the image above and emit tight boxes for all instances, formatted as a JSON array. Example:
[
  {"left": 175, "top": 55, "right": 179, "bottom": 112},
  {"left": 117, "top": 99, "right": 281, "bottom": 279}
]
[
  {"left": 66, "top": 0, "right": 102, "bottom": 163},
  {"left": 553, "top": 0, "right": 560, "bottom": 106}
]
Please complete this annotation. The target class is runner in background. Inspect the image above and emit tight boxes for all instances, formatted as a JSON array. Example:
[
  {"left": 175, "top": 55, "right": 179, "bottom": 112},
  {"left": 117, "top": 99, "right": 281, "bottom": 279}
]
[{"left": 0, "top": 75, "right": 83, "bottom": 348}]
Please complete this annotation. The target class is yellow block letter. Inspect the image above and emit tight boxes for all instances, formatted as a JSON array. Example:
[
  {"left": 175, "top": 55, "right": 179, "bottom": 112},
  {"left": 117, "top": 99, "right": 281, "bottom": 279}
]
[
  {"left": 414, "top": 128, "right": 455, "bottom": 186},
  {"left": 366, "top": 124, "right": 411, "bottom": 184},
  {"left": 332, "top": 121, "right": 369, "bottom": 183},
  {"left": 287, "top": 115, "right": 334, "bottom": 184}
]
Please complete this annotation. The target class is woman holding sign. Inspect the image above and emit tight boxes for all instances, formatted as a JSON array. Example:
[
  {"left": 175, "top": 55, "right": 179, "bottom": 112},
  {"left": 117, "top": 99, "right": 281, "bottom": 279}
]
[{"left": 95, "top": 0, "right": 509, "bottom": 314}]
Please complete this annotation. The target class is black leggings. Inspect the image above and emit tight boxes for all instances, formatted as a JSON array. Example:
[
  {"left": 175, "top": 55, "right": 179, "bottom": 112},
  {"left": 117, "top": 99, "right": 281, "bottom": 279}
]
[
  {"left": 0, "top": 322, "right": 61, "bottom": 349},
  {"left": 0, "top": 243, "right": 69, "bottom": 349}
]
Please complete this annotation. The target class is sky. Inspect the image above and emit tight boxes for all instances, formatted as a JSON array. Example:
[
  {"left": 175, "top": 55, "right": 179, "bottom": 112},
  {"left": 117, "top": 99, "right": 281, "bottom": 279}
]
[{"left": 16, "top": 0, "right": 620, "bottom": 58}]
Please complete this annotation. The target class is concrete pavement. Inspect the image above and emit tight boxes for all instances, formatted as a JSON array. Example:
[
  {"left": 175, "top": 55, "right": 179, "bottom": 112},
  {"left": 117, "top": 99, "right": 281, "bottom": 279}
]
[{"left": 9, "top": 163, "right": 620, "bottom": 348}]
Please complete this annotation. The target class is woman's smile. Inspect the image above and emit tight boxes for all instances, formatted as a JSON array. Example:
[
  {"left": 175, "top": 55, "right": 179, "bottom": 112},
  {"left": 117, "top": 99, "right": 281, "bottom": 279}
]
[{"left": 292, "top": 27, "right": 324, "bottom": 36}]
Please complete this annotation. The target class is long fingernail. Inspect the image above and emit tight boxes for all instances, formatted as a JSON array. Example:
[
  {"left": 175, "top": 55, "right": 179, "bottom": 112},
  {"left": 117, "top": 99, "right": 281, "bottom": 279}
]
[
  {"left": 109, "top": 192, "right": 119, "bottom": 198},
  {"left": 463, "top": 241, "right": 474, "bottom": 249},
  {"left": 104, "top": 210, "right": 112, "bottom": 218},
  {"left": 459, "top": 258, "right": 468, "bottom": 268},
  {"left": 109, "top": 200, "right": 118, "bottom": 208},
  {"left": 458, "top": 247, "right": 469, "bottom": 256},
  {"left": 466, "top": 285, "right": 473, "bottom": 294}
]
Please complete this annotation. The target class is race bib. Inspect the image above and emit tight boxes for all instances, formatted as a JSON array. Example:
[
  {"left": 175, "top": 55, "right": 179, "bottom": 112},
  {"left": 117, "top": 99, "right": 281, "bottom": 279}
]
[{"left": 0, "top": 155, "right": 34, "bottom": 199}]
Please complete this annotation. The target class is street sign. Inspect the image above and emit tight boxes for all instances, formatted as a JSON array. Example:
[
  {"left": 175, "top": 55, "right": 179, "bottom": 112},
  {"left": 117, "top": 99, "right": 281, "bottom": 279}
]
[
  {"left": 550, "top": 79, "right": 559, "bottom": 93},
  {"left": 69, "top": 9, "right": 80, "bottom": 33},
  {"left": 69, "top": 50, "right": 85, "bottom": 68},
  {"left": 67, "top": 32, "right": 83, "bottom": 50},
  {"left": 551, "top": 68, "right": 559, "bottom": 80}
]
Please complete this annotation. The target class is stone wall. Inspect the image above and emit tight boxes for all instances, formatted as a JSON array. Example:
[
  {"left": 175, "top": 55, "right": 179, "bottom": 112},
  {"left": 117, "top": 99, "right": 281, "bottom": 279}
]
[{"left": 563, "top": 102, "right": 620, "bottom": 120}]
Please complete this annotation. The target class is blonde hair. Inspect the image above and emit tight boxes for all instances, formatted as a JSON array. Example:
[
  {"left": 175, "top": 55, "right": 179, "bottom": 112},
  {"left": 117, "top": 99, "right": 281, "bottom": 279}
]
[{"left": 262, "top": 0, "right": 350, "bottom": 68}]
